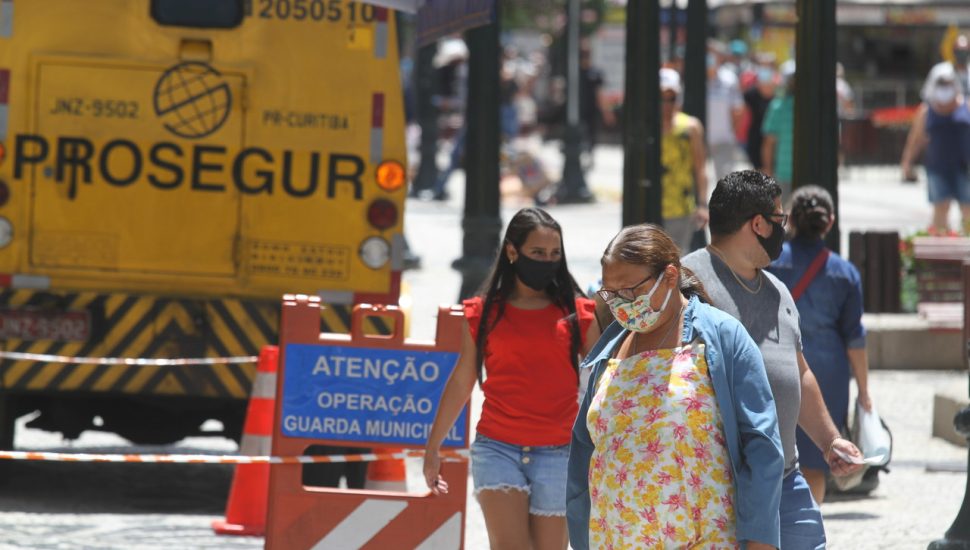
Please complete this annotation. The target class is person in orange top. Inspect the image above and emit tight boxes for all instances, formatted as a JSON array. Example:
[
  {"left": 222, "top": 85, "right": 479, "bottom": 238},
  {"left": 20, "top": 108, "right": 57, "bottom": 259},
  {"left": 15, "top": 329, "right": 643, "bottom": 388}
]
[{"left": 424, "top": 207, "right": 601, "bottom": 550}]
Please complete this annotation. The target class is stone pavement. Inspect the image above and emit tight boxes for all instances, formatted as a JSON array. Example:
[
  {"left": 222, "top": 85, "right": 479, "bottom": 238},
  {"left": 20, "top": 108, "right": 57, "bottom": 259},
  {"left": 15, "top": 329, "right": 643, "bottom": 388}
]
[{"left": 401, "top": 143, "right": 970, "bottom": 548}]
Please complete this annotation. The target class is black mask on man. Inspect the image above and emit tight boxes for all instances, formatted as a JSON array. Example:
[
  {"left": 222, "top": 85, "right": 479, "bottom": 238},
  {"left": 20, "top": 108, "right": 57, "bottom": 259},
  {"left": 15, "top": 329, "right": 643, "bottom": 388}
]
[
  {"left": 756, "top": 220, "right": 785, "bottom": 261},
  {"left": 513, "top": 254, "right": 561, "bottom": 291}
]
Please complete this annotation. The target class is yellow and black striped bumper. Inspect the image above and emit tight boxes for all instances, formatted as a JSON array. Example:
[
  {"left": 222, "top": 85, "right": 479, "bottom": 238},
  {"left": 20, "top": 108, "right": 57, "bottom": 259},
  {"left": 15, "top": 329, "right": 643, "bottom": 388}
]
[{"left": 0, "top": 290, "right": 392, "bottom": 399}]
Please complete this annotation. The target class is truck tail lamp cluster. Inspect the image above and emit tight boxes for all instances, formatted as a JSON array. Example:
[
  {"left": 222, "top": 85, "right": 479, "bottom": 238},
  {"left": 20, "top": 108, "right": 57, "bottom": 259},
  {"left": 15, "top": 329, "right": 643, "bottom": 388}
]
[
  {"left": 0, "top": 68, "right": 11, "bottom": 246},
  {"left": 375, "top": 160, "right": 405, "bottom": 192},
  {"left": 367, "top": 198, "right": 398, "bottom": 230}
]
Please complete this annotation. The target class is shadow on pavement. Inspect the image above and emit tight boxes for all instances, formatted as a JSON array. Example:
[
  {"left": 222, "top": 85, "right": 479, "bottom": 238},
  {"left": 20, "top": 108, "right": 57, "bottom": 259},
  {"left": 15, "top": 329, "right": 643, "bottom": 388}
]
[
  {"left": 0, "top": 446, "right": 233, "bottom": 514},
  {"left": 823, "top": 511, "right": 881, "bottom": 521}
]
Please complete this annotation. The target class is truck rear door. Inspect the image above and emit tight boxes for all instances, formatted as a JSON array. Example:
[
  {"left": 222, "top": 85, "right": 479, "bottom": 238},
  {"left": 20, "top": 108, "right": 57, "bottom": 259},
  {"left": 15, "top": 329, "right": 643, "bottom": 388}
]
[{"left": 28, "top": 58, "right": 246, "bottom": 278}]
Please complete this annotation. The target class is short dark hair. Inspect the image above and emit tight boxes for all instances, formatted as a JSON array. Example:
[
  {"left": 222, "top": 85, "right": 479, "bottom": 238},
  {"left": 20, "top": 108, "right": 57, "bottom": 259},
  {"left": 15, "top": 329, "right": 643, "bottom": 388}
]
[{"left": 708, "top": 170, "right": 783, "bottom": 237}]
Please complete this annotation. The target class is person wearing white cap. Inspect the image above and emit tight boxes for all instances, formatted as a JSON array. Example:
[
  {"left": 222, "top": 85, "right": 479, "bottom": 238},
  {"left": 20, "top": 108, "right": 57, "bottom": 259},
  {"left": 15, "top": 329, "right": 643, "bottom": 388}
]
[
  {"left": 921, "top": 33, "right": 970, "bottom": 101},
  {"left": 659, "top": 67, "right": 709, "bottom": 253},
  {"left": 901, "top": 62, "right": 970, "bottom": 233}
]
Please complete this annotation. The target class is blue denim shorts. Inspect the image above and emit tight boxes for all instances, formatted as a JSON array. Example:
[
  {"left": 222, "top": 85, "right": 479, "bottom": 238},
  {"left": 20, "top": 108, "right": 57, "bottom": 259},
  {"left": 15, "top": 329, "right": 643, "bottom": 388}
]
[
  {"left": 470, "top": 433, "right": 569, "bottom": 516},
  {"left": 927, "top": 169, "right": 970, "bottom": 204}
]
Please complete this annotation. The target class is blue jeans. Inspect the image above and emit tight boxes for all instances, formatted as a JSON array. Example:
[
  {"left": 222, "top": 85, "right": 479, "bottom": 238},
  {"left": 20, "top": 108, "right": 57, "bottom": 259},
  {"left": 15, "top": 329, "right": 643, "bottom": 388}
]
[
  {"left": 432, "top": 129, "right": 465, "bottom": 197},
  {"left": 470, "top": 433, "right": 569, "bottom": 516},
  {"left": 927, "top": 169, "right": 970, "bottom": 204},
  {"left": 781, "top": 470, "right": 827, "bottom": 549}
]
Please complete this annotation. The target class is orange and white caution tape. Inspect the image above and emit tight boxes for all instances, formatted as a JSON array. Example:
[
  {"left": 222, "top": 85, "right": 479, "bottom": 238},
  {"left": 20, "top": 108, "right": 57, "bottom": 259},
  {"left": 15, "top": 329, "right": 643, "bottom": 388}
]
[
  {"left": 0, "top": 449, "right": 469, "bottom": 464},
  {"left": 0, "top": 351, "right": 258, "bottom": 366}
]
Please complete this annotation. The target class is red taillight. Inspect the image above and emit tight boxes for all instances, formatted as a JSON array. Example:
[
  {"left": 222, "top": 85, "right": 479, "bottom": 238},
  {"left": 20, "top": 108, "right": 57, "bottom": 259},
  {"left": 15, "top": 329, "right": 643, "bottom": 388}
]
[{"left": 367, "top": 199, "right": 398, "bottom": 230}]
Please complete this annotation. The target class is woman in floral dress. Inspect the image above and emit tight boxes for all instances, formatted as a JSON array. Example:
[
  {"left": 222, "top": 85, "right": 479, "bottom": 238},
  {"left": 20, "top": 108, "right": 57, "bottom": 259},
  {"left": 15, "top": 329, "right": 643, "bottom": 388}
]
[{"left": 567, "top": 224, "right": 784, "bottom": 550}]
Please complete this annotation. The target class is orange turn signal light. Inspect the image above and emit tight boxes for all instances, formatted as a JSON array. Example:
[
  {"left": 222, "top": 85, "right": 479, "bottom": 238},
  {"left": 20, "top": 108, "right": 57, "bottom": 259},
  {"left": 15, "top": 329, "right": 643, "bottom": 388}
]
[{"left": 375, "top": 160, "right": 406, "bottom": 192}]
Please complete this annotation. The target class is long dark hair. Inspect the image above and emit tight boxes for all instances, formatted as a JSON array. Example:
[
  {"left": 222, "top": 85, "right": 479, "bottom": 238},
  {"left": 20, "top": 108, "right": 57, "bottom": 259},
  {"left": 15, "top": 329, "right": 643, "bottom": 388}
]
[
  {"left": 474, "top": 207, "right": 584, "bottom": 385},
  {"left": 601, "top": 224, "right": 712, "bottom": 304}
]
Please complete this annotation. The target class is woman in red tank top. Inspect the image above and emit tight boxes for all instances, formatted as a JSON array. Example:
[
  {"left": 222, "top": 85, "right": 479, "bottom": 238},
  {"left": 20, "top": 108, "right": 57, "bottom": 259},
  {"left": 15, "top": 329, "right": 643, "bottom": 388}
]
[{"left": 423, "top": 207, "right": 600, "bottom": 550}]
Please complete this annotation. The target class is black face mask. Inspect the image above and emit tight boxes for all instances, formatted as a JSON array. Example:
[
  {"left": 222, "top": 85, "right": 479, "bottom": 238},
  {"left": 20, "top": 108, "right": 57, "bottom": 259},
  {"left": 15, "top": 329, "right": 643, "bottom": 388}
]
[
  {"left": 513, "top": 254, "right": 561, "bottom": 291},
  {"left": 955, "top": 50, "right": 970, "bottom": 66},
  {"left": 756, "top": 220, "right": 785, "bottom": 262}
]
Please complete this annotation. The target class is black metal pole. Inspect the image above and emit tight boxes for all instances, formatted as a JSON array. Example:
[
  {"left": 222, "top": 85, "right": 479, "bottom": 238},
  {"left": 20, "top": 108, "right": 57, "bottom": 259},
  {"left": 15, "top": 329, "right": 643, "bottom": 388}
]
[
  {"left": 794, "top": 0, "right": 840, "bottom": 253},
  {"left": 411, "top": 44, "right": 439, "bottom": 195},
  {"left": 621, "top": 0, "right": 662, "bottom": 227},
  {"left": 452, "top": 9, "right": 502, "bottom": 300},
  {"left": 555, "top": 0, "right": 594, "bottom": 204},
  {"left": 928, "top": 263, "right": 970, "bottom": 549},
  {"left": 928, "top": 407, "right": 970, "bottom": 549},
  {"left": 682, "top": 0, "right": 707, "bottom": 128}
]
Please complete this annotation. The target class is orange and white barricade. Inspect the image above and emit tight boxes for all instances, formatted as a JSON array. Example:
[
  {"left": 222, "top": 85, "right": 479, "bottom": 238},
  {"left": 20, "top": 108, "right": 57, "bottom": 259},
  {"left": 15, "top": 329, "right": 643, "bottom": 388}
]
[{"left": 266, "top": 296, "right": 469, "bottom": 550}]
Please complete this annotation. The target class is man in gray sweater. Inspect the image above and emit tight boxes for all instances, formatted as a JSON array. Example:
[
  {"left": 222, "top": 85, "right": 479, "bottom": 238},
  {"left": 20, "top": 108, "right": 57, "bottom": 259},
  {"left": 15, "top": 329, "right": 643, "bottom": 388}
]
[{"left": 683, "top": 170, "right": 863, "bottom": 550}]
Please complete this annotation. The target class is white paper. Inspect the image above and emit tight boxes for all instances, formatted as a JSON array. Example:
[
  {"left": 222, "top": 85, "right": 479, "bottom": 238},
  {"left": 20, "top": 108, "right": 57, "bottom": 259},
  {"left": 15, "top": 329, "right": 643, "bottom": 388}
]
[{"left": 833, "top": 447, "right": 886, "bottom": 466}]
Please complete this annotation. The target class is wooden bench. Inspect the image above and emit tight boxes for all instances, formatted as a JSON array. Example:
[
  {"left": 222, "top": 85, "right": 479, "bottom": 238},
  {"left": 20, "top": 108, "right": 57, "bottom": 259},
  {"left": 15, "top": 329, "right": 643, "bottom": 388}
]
[{"left": 912, "top": 237, "right": 970, "bottom": 330}]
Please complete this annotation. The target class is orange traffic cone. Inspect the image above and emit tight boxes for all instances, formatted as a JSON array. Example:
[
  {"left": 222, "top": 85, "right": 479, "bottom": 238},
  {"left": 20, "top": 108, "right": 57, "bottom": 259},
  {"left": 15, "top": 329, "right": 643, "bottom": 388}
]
[
  {"left": 212, "top": 345, "right": 278, "bottom": 536},
  {"left": 365, "top": 447, "right": 408, "bottom": 492}
]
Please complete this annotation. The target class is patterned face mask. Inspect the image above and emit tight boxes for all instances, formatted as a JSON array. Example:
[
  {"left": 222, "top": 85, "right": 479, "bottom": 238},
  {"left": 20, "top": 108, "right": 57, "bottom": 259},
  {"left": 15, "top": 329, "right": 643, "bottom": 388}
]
[{"left": 607, "top": 271, "right": 673, "bottom": 333}]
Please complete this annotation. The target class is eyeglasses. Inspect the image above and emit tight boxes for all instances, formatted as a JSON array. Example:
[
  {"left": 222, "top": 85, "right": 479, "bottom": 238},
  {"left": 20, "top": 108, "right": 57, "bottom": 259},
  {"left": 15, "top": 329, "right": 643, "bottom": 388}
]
[
  {"left": 661, "top": 96, "right": 678, "bottom": 103},
  {"left": 596, "top": 273, "right": 654, "bottom": 303},
  {"left": 762, "top": 212, "right": 789, "bottom": 226}
]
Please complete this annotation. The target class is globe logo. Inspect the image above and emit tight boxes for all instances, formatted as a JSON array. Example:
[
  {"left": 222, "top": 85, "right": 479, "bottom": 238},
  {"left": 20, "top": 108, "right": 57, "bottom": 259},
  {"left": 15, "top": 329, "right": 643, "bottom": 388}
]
[{"left": 153, "top": 62, "right": 232, "bottom": 139}]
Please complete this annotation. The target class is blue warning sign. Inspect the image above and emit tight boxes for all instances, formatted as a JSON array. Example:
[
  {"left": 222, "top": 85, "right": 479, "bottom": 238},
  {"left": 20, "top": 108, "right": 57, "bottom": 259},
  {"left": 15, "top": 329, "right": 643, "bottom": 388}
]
[{"left": 280, "top": 343, "right": 468, "bottom": 447}]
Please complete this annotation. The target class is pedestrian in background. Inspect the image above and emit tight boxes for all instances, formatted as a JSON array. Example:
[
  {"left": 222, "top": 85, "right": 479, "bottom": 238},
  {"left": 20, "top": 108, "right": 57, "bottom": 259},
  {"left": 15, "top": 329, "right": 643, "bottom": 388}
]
[
  {"left": 707, "top": 40, "right": 746, "bottom": 182},
  {"left": 659, "top": 68, "right": 709, "bottom": 253},
  {"left": 579, "top": 41, "right": 616, "bottom": 170},
  {"left": 901, "top": 63, "right": 970, "bottom": 234},
  {"left": 835, "top": 62, "right": 855, "bottom": 118},
  {"left": 743, "top": 55, "right": 778, "bottom": 172},
  {"left": 762, "top": 60, "right": 796, "bottom": 200},
  {"left": 567, "top": 224, "right": 784, "bottom": 550},
  {"left": 429, "top": 38, "right": 469, "bottom": 201},
  {"left": 767, "top": 186, "right": 873, "bottom": 505},
  {"left": 683, "top": 170, "right": 864, "bottom": 549},
  {"left": 424, "top": 207, "right": 601, "bottom": 550},
  {"left": 923, "top": 32, "right": 970, "bottom": 99}
]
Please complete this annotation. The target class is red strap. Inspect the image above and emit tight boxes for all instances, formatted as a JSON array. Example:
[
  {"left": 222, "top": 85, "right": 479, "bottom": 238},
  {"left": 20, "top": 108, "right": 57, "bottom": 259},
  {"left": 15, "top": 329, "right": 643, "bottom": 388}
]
[{"left": 790, "top": 248, "right": 831, "bottom": 301}]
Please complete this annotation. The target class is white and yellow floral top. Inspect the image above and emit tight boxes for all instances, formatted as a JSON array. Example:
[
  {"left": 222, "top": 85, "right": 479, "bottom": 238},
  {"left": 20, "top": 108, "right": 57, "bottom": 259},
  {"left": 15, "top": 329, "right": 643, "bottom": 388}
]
[{"left": 586, "top": 342, "right": 738, "bottom": 549}]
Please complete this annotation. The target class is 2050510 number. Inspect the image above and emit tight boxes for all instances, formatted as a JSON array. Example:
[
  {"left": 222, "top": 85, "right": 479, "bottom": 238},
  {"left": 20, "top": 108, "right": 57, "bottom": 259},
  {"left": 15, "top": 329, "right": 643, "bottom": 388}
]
[{"left": 258, "top": 0, "right": 376, "bottom": 23}]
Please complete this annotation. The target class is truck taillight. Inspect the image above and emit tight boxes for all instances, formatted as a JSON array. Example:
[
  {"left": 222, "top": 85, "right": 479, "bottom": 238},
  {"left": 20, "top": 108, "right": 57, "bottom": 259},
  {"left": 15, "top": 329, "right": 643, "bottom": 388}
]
[
  {"left": 0, "top": 217, "right": 12, "bottom": 247},
  {"left": 0, "top": 143, "right": 7, "bottom": 165},
  {"left": 359, "top": 237, "right": 390, "bottom": 269},
  {"left": 0, "top": 180, "right": 10, "bottom": 207},
  {"left": 367, "top": 199, "right": 398, "bottom": 230},
  {"left": 375, "top": 160, "right": 406, "bottom": 192}
]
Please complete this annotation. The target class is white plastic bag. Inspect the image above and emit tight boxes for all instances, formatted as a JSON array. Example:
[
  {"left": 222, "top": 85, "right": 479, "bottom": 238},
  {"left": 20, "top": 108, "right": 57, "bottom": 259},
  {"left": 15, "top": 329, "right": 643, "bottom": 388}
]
[{"left": 854, "top": 401, "right": 892, "bottom": 467}]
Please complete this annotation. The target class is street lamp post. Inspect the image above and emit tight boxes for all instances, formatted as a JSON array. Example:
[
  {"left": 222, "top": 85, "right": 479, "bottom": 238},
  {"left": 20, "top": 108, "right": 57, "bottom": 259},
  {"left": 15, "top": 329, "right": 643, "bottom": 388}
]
[
  {"left": 452, "top": 7, "right": 502, "bottom": 300},
  {"left": 682, "top": 0, "right": 706, "bottom": 128},
  {"left": 621, "top": 0, "right": 662, "bottom": 227},
  {"left": 411, "top": 43, "right": 439, "bottom": 195},
  {"left": 928, "top": 262, "right": 970, "bottom": 549},
  {"left": 793, "top": 0, "right": 840, "bottom": 253},
  {"left": 555, "top": 0, "right": 594, "bottom": 204}
]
